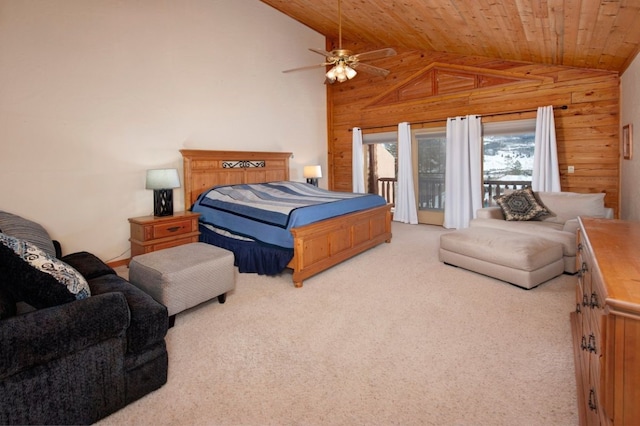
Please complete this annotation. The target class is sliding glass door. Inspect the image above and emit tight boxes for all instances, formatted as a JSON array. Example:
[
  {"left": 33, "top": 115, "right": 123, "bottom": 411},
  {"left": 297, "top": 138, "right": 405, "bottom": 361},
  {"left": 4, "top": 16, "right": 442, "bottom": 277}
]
[{"left": 413, "top": 129, "right": 446, "bottom": 225}]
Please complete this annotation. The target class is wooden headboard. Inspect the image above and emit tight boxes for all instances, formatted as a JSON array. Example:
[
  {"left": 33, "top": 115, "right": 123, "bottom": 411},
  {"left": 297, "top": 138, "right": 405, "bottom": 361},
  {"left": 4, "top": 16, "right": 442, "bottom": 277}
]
[{"left": 180, "top": 149, "right": 292, "bottom": 210}]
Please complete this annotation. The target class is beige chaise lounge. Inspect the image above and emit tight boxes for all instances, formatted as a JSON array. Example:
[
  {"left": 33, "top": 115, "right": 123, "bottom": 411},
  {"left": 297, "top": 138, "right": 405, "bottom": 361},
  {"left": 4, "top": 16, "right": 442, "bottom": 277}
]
[
  {"left": 440, "top": 227, "right": 564, "bottom": 289},
  {"left": 439, "top": 191, "right": 613, "bottom": 289}
]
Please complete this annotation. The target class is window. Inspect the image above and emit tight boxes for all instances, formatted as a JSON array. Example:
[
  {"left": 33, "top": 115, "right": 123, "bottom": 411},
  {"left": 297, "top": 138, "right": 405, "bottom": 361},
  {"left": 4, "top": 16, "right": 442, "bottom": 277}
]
[{"left": 482, "top": 119, "right": 536, "bottom": 205}]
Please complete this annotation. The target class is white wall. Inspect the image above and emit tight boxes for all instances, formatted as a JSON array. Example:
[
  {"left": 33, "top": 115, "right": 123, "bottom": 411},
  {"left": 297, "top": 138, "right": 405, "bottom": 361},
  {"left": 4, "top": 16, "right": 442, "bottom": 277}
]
[
  {"left": 620, "top": 54, "right": 640, "bottom": 221},
  {"left": 0, "top": 0, "right": 327, "bottom": 261}
]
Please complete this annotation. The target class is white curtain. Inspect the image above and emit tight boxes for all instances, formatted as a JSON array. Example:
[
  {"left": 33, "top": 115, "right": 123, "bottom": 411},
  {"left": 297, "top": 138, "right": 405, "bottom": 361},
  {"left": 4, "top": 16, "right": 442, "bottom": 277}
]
[
  {"left": 532, "top": 106, "right": 561, "bottom": 192},
  {"left": 443, "top": 115, "right": 483, "bottom": 229},
  {"left": 352, "top": 127, "right": 365, "bottom": 193},
  {"left": 394, "top": 122, "right": 418, "bottom": 224}
]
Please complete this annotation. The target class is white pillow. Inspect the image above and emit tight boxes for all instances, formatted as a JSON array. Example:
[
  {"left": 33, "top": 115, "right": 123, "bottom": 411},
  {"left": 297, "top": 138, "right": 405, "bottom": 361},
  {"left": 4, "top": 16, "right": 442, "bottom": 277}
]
[{"left": 537, "top": 192, "right": 606, "bottom": 224}]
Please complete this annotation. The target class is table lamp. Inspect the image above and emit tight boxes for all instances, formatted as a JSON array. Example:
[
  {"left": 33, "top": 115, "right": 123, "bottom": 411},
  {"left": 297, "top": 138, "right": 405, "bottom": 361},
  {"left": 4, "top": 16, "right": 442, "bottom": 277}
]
[
  {"left": 146, "top": 168, "right": 180, "bottom": 216},
  {"left": 303, "top": 165, "right": 322, "bottom": 187}
]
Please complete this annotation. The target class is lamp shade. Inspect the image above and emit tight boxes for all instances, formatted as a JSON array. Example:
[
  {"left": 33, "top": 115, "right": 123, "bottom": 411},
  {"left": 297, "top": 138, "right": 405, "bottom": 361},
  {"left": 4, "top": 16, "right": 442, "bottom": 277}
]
[
  {"left": 303, "top": 165, "right": 322, "bottom": 179},
  {"left": 145, "top": 169, "right": 180, "bottom": 190}
]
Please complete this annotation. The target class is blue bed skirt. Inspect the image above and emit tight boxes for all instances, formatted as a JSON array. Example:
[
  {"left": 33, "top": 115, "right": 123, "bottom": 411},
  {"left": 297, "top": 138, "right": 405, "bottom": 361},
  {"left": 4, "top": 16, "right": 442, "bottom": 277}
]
[{"left": 198, "top": 225, "right": 293, "bottom": 276}]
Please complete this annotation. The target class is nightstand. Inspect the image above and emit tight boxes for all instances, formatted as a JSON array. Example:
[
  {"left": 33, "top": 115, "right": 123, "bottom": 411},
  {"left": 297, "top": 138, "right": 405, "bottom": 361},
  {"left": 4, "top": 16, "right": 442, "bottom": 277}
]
[{"left": 128, "top": 211, "right": 201, "bottom": 257}]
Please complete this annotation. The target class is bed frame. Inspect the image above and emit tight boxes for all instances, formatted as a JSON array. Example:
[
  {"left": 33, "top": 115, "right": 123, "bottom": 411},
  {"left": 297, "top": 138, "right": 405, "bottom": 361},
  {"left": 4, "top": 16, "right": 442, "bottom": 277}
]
[{"left": 180, "top": 149, "right": 392, "bottom": 287}]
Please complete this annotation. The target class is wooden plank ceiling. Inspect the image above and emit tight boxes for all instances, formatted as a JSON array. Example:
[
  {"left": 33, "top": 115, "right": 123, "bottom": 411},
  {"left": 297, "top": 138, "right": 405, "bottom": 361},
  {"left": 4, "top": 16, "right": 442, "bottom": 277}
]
[{"left": 260, "top": 0, "right": 640, "bottom": 73}]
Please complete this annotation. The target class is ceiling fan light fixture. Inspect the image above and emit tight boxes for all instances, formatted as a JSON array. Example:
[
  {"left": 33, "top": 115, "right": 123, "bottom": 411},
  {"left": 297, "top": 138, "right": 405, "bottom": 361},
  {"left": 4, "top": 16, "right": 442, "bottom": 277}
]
[
  {"left": 326, "top": 60, "right": 357, "bottom": 84},
  {"left": 345, "top": 65, "right": 357, "bottom": 79},
  {"left": 326, "top": 66, "right": 337, "bottom": 83}
]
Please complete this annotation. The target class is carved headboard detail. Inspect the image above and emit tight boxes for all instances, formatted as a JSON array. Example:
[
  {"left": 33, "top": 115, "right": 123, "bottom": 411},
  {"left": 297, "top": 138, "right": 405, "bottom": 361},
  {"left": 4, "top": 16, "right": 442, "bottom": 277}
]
[{"left": 180, "top": 149, "right": 292, "bottom": 210}]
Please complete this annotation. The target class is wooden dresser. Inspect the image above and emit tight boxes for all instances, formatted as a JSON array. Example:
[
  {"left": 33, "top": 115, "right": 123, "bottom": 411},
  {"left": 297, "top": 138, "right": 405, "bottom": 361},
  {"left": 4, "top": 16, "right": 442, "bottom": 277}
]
[
  {"left": 571, "top": 217, "right": 640, "bottom": 425},
  {"left": 128, "top": 211, "right": 200, "bottom": 257}
]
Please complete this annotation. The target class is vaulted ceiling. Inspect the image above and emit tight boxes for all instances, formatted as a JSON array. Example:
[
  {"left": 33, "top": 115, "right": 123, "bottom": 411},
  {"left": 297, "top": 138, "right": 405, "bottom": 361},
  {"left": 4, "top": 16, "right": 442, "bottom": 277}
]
[{"left": 260, "top": 0, "right": 640, "bottom": 73}]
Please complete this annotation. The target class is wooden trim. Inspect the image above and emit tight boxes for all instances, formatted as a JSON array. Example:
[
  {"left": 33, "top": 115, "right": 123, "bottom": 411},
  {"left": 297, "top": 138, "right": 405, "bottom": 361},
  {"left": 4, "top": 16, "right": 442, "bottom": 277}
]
[
  {"left": 366, "top": 62, "right": 553, "bottom": 108},
  {"left": 107, "top": 258, "right": 129, "bottom": 269}
]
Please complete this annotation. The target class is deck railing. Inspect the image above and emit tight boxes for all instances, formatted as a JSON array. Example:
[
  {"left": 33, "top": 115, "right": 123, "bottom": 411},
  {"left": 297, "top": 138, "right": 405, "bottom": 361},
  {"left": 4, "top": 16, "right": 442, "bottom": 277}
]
[
  {"left": 417, "top": 176, "right": 445, "bottom": 209},
  {"left": 483, "top": 180, "right": 530, "bottom": 206},
  {"left": 376, "top": 177, "right": 531, "bottom": 209},
  {"left": 377, "top": 177, "right": 396, "bottom": 206}
]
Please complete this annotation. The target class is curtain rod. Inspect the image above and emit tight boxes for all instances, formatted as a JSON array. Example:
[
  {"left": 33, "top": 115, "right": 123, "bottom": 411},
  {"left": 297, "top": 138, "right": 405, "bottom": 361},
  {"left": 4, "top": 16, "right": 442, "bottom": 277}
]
[{"left": 350, "top": 105, "right": 568, "bottom": 132}]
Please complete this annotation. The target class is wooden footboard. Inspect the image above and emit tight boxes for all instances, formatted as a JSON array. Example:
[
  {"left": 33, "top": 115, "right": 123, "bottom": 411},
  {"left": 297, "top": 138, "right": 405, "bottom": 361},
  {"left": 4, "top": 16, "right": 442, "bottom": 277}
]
[{"left": 288, "top": 204, "right": 392, "bottom": 287}]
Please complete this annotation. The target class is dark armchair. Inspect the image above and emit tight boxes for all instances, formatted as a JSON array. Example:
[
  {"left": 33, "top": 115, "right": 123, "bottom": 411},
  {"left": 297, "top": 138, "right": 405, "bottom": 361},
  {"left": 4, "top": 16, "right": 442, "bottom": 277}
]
[{"left": 0, "top": 211, "right": 168, "bottom": 425}]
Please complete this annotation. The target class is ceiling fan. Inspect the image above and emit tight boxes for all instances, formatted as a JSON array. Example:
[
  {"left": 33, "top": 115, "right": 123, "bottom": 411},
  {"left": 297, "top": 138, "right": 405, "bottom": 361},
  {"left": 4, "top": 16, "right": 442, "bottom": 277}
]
[{"left": 282, "top": 0, "right": 397, "bottom": 84}]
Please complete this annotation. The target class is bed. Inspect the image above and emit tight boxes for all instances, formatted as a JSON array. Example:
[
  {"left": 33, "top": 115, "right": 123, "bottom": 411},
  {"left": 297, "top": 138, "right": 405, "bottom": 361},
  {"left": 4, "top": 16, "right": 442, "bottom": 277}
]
[{"left": 180, "top": 149, "right": 392, "bottom": 287}]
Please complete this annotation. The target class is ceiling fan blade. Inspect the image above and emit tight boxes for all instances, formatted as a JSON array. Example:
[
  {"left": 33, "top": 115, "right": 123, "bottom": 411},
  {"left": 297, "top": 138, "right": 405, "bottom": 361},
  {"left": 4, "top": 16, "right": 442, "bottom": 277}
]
[
  {"left": 351, "top": 62, "right": 391, "bottom": 77},
  {"left": 309, "top": 48, "right": 334, "bottom": 58},
  {"left": 353, "top": 48, "right": 397, "bottom": 62},
  {"left": 282, "top": 63, "right": 331, "bottom": 73}
]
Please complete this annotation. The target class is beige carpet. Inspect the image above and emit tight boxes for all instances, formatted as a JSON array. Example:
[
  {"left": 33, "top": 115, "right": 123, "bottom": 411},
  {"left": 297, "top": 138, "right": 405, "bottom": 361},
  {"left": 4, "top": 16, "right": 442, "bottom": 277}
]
[{"left": 102, "top": 223, "right": 578, "bottom": 425}]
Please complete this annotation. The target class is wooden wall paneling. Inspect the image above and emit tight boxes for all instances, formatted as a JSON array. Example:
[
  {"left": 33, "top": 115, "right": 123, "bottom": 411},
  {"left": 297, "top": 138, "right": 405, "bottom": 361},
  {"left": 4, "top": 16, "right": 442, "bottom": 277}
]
[
  {"left": 571, "top": 86, "right": 620, "bottom": 104},
  {"left": 326, "top": 48, "right": 620, "bottom": 216},
  {"left": 558, "top": 125, "right": 617, "bottom": 143},
  {"left": 554, "top": 70, "right": 619, "bottom": 84},
  {"left": 467, "top": 92, "right": 572, "bottom": 114},
  {"left": 558, "top": 114, "right": 618, "bottom": 129},
  {"left": 557, "top": 98, "right": 618, "bottom": 116}
]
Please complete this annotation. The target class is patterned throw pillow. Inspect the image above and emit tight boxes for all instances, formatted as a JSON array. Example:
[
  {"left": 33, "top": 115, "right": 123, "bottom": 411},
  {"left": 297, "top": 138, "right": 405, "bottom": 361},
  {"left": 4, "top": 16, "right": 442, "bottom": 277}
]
[
  {"left": 494, "top": 188, "right": 550, "bottom": 221},
  {"left": 0, "top": 232, "right": 90, "bottom": 308}
]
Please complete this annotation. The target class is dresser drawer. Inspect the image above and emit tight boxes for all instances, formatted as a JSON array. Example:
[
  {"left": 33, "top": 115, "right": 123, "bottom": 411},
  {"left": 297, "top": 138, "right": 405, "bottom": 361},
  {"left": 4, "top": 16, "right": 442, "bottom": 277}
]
[{"left": 572, "top": 218, "right": 640, "bottom": 425}]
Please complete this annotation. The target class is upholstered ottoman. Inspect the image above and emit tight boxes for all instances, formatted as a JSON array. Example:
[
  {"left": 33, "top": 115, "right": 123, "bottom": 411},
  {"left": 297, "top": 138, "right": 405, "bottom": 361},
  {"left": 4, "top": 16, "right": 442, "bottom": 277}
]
[
  {"left": 129, "top": 242, "right": 236, "bottom": 326},
  {"left": 439, "top": 227, "right": 564, "bottom": 289}
]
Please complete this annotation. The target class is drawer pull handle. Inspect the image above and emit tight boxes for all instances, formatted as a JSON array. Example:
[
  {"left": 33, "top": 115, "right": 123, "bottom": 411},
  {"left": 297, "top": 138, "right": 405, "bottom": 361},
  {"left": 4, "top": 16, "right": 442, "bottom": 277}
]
[
  {"left": 590, "top": 292, "right": 599, "bottom": 309},
  {"left": 581, "top": 262, "right": 588, "bottom": 274},
  {"left": 582, "top": 294, "right": 589, "bottom": 307},
  {"left": 577, "top": 243, "right": 582, "bottom": 252},
  {"left": 575, "top": 303, "right": 581, "bottom": 314},
  {"left": 588, "top": 334, "right": 597, "bottom": 353},
  {"left": 167, "top": 226, "right": 181, "bottom": 232},
  {"left": 588, "top": 389, "right": 598, "bottom": 412},
  {"left": 581, "top": 336, "right": 588, "bottom": 351}
]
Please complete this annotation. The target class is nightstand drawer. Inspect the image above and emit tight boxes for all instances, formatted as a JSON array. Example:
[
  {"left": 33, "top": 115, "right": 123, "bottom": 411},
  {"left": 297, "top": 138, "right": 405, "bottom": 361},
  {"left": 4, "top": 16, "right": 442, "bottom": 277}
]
[
  {"left": 151, "top": 235, "right": 200, "bottom": 252},
  {"left": 152, "top": 219, "right": 193, "bottom": 239},
  {"left": 128, "top": 212, "right": 201, "bottom": 258}
]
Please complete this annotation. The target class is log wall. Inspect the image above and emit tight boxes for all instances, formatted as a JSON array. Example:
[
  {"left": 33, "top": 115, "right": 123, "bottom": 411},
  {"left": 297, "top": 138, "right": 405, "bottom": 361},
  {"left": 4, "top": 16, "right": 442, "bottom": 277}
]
[{"left": 327, "top": 47, "right": 620, "bottom": 216}]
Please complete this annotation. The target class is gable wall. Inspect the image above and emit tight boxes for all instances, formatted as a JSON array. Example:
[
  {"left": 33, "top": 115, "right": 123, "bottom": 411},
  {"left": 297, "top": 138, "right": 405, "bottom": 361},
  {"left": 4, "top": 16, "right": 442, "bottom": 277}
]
[
  {"left": 327, "top": 48, "right": 620, "bottom": 215},
  {"left": 0, "top": 1, "right": 327, "bottom": 260}
]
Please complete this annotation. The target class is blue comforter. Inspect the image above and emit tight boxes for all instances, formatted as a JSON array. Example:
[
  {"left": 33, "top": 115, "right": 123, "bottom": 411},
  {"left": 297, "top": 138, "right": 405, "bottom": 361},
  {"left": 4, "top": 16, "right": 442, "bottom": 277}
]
[{"left": 192, "top": 181, "right": 387, "bottom": 249}]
